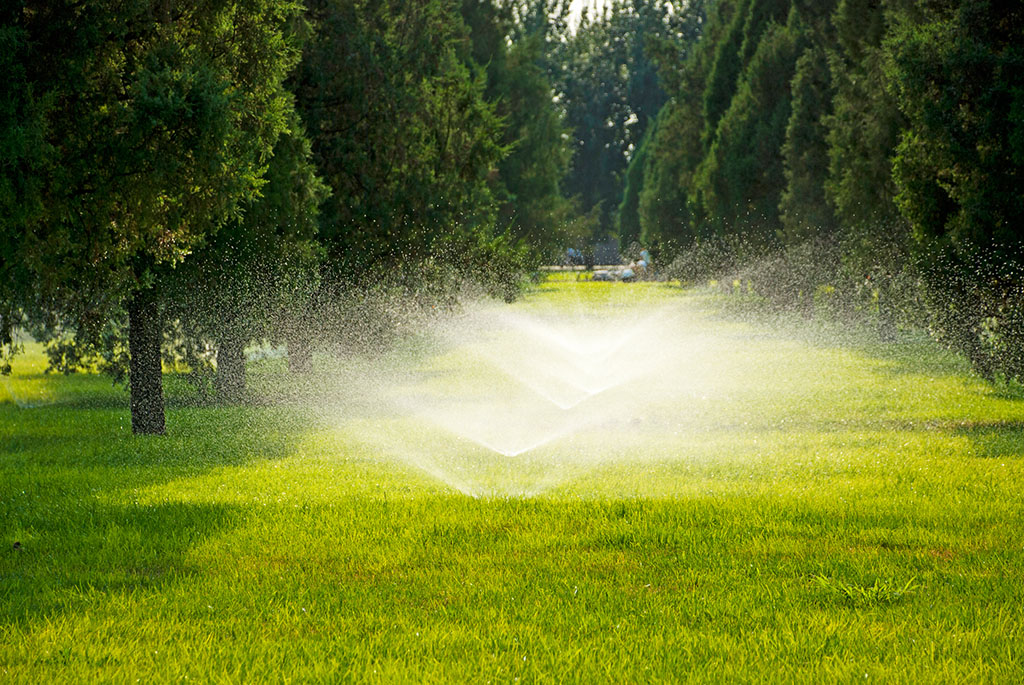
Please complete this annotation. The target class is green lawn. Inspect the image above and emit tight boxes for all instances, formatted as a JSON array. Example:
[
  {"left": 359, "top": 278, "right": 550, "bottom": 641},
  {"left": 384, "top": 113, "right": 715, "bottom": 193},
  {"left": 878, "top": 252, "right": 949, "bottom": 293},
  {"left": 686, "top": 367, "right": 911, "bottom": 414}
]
[{"left": 2, "top": 280, "right": 1023, "bottom": 682}]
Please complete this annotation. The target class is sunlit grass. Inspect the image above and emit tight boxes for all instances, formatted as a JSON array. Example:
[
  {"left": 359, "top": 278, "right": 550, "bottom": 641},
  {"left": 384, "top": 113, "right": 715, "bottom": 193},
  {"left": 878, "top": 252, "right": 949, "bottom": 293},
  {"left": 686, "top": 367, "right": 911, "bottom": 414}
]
[{"left": 2, "top": 280, "right": 1023, "bottom": 681}]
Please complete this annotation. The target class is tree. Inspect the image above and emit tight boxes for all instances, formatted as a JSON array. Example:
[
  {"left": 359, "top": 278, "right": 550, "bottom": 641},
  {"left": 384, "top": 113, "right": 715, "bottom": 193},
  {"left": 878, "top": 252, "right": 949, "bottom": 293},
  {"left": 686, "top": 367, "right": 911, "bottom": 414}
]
[
  {"left": 0, "top": 12, "right": 46, "bottom": 373},
  {"left": 460, "top": 0, "right": 575, "bottom": 254},
  {"left": 293, "top": 0, "right": 506, "bottom": 275},
  {"left": 162, "top": 108, "right": 327, "bottom": 402},
  {"left": 636, "top": 0, "right": 726, "bottom": 248},
  {"left": 822, "top": 0, "right": 906, "bottom": 232},
  {"left": 692, "top": 10, "right": 805, "bottom": 243},
  {"left": 886, "top": 1, "right": 1024, "bottom": 378},
  {"left": 699, "top": 0, "right": 791, "bottom": 151},
  {"left": 616, "top": 122, "right": 652, "bottom": 247},
  {"left": 558, "top": 0, "right": 690, "bottom": 241},
  {"left": 778, "top": 44, "right": 836, "bottom": 242},
  {"left": 2, "top": 0, "right": 305, "bottom": 432}
]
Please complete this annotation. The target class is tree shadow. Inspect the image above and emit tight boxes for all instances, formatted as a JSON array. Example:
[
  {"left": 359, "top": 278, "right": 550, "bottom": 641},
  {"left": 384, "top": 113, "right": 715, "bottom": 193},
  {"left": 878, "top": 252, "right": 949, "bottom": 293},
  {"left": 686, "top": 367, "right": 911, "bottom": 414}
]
[
  {"left": 0, "top": 402, "right": 312, "bottom": 466},
  {"left": 952, "top": 421, "right": 1024, "bottom": 459},
  {"left": 699, "top": 291, "right": 1010, "bottom": 386},
  {"left": 0, "top": 499, "right": 239, "bottom": 626},
  {"left": 0, "top": 377, "right": 332, "bottom": 633}
]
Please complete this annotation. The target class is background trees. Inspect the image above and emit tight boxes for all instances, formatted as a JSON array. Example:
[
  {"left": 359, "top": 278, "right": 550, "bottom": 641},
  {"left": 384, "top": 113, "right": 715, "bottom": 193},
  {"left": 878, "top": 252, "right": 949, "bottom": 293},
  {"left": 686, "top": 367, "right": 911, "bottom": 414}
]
[
  {"left": 630, "top": 0, "right": 1023, "bottom": 379},
  {"left": 459, "top": 0, "right": 576, "bottom": 254},
  {"left": 557, "top": 0, "right": 701, "bottom": 245},
  {"left": 4, "top": 0, "right": 1024, "bottom": 432},
  {"left": 2, "top": 0, "right": 307, "bottom": 432},
  {"left": 292, "top": 0, "right": 506, "bottom": 275}
]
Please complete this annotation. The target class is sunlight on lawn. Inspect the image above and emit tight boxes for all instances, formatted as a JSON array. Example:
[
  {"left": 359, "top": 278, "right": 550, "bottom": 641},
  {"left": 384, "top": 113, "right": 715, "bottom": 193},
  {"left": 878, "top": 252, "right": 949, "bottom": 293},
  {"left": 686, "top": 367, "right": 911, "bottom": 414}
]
[{"left": 2, "top": 280, "right": 1023, "bottom": 682}]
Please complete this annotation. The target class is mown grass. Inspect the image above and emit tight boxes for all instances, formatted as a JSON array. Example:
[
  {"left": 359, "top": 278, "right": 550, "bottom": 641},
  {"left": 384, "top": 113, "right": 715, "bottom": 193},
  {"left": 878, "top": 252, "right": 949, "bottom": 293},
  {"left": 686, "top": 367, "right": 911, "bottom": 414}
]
[{"left": 2, "top": 280, "right": 1023, "bottom": 682}]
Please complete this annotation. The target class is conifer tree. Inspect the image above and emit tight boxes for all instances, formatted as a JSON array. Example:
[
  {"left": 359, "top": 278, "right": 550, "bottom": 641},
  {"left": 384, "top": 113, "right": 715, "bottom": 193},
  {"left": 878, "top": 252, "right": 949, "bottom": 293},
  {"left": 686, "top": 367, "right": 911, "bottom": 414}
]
[
  {"left": 460, "top": 0, "right": 575, "bottom": 253},
  {"left": 637, "top": 0, "right": 729, "bottom": 247},
  {"left": 887, "top": 0, "right": 1024, "bottom": 378},
  {"left": 693, "top": 11, "right": 806, "bottom": 243},
  {"left": 2, "top": 0, "right": 305, "bottom": 433},
  {"left": 823, "top": 0, "right": 906, "bottom": 232},
  {"left": 293, "top": 0, "right": 505, "bottom": 276},
  {"left": 778, "top": 44, "right": 836, "bottom": 242}
]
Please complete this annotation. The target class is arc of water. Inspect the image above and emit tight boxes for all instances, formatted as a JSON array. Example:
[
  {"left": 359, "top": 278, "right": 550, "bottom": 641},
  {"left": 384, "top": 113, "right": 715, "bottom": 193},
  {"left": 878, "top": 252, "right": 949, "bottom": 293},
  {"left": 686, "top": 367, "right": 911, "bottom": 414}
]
[
  {"left": 334, "top": 300, "right": 695, "bottom": 497},
  {"left": 458, "top": 342, "right": 658, "bottom": 410}
]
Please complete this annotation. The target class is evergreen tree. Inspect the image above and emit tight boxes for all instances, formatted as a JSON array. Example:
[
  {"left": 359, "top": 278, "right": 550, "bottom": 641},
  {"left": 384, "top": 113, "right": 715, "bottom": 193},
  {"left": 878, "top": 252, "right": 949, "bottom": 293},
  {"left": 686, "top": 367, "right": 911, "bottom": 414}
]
[
  {"left": 558, "top": 0, "right": 688, "bottom": 241},
  {"left": 293, "top": 0, "right": 506, "bottom": 276},
  {"left": 887, "top": 1, "right": 1024, "bottom": 378},
  {"left": 2, "top": 0, "right": 305, "bottom": 433},
  {"left": 162, "top": 109, "right": 328, "bottom": 402},
  {"left": 0, "top": 14, "right": 45, "bottom": 372},
  {"left": 460, "top": 0, "right": 575, "bottom": 254},
  {"left": 701, "top": 0, "right": 789, "bottom": 151},
  {"left": 616, "top": 122, "right": 653, "bottom": 247},
  {"left": 701, "top": 0, "right": 753, "bottom": 149},
  {"left": 778, "top": 44, "right": 836, "bottom": 242},
  {"left": 693, "top": 10, "right": 806, "bottom": 243},
  {"left": 822, "top": 0, "right": 906, "bottom": 232},
  {"left": 637, "top": 0, "right": 729, "bottom": 247}
]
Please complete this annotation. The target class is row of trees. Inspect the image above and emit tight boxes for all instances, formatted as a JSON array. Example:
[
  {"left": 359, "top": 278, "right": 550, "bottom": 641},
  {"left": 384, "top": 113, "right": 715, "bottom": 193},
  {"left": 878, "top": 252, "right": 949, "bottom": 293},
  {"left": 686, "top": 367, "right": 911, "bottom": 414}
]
[
  {"left": 3, "top": 0, "right": 1022, "bottom": 434},
  {"left": 1, "top": 0, "right": 584, "bottom": 433},
  {"left": 623, "top": 0, "right": 1024, "bottom": 382}
]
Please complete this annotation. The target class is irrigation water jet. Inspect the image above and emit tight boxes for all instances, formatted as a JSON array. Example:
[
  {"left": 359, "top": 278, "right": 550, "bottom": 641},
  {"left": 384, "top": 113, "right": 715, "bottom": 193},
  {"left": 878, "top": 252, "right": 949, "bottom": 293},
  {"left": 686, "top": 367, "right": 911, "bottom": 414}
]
[{"left": 307, "top": 289, "right": 720, "bottom": 497}]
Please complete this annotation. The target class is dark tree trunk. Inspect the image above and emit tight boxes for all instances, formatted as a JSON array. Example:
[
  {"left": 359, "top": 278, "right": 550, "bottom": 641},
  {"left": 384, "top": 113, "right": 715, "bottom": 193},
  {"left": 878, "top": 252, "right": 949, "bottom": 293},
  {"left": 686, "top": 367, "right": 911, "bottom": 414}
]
[
  {"left": 287, "top": 332, "right": 312, "bottom": 374},
  {"left": 215, "top": 330, "right": 246, "bottom": 403},
  {"left": 128, "top": 287, "right": 166, "bottom": 435}
]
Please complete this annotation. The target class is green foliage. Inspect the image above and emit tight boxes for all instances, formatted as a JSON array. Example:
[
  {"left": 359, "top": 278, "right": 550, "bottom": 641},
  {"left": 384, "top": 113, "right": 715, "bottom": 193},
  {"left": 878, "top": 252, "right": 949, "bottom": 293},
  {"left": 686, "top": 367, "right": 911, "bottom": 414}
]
[
  {"left": 693, "top": 14, "right": 805, "bottom": 243},
  {"left": 460, "top": 2, "right": 575, "bottom": 254},
  {"left": 778, "top": 44, "right": 836, "bottom": 242},
  {"left": 558, "top": 0, "right": 696, "bottom": 240},
  {"left": 160, "top": 107, "right": 329, "bottom": 400},
  {"left": 638, "top": 0, "right": 725, "bottom": 247},
  {"left": 886, "top": 1, "right": 1024, "bottom": 380},
  {"left": 887, "top": 2, "right": 1024, "bottom": 261},
  {"left": 7, "top": 0, "right": 1024, "bottom": 400},
  {"left": 615, "top": 121, "right": 652, "bottom": 247},
  {"left": 0, "top": 18, "right": 41, "bottom": 370},
  {"left": 293, "top": 0, "right": 506, "bottom": 273},
  {"left": 822, "top": 0, "right": 906, "bottom": 232},
  {"left": 701, "top": 0, "right": 752, "bottom": 148},
  {"left": 701, "top": 0, "right": 789, "bottom": 149},
  {"left": 3, "top": 0, "right": 304, "bottom": 348}
]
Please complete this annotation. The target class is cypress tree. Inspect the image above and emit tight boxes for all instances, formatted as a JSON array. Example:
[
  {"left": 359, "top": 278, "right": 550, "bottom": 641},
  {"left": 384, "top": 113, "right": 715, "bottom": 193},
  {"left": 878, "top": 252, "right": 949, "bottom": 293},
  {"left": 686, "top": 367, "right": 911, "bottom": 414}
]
[
  {"left": 778, "top": 44, "right": 836, "bottom": 242},
  {"left": 693, "top": 10, "right": 806, "bottom": 243},
  {"left": 887, "top": 1, "right": 1024, "bottom": 379}
]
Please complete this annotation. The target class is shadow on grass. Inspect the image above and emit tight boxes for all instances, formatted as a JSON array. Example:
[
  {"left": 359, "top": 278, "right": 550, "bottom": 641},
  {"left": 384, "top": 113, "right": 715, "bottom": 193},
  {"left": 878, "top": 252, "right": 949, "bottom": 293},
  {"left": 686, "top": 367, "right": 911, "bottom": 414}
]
[
  {"left": 0, "top": 364, "right": 345, "bottom": 629},
  {"left": 0, "top": 402, "right": 319, "bottom": 628},
  {"left": 697, "top": 290, "right": 1019, "bottom": 391},
  {"left": 0, "top": 499, "right": 239, "bottom": 626},
  {"left": 953, "top": 421, "right": 1024, "bottom": 459},
  {"left": 0, "top": 403, "right": 313, "bottom": 468}
]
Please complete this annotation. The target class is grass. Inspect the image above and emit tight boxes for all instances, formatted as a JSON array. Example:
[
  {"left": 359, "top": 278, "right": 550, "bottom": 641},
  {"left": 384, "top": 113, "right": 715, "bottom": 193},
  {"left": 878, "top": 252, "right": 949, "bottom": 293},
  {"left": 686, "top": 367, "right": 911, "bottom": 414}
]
[{"left": 2, "top": 279, "right": 1023, "bottom": 682}]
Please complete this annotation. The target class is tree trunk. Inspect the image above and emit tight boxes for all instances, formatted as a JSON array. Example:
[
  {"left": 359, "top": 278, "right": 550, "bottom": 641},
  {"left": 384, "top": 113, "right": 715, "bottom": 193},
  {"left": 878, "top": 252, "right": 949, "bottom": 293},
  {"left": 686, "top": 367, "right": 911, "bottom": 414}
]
[
  {"left": 215, "top": 330, "right": 246, "bottom": 403},
  {"left": 128, "top": 287, "right": 166, "bottom": 435}
]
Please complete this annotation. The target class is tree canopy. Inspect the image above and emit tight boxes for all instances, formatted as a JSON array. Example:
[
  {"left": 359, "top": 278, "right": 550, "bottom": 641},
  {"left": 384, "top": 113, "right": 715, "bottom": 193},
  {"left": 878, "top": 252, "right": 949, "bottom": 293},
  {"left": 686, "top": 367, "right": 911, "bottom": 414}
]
[{"left": 4, "top": 0, "right": 1024, "bottom": 430}]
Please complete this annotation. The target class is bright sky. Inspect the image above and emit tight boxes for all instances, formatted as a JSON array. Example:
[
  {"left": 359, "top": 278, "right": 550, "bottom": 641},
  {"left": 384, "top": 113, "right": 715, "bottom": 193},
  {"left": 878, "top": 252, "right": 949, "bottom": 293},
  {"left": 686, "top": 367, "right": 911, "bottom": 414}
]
[{"left": 568, "top": 0, "right": 610, "bottom": 30}]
